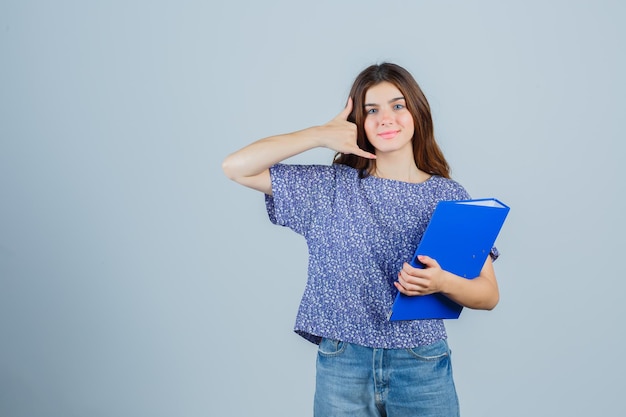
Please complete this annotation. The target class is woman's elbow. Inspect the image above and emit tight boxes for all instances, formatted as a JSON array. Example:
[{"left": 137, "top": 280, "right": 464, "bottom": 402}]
[
  {"left": 221, "top": 154, "right": 240, "bottom": 181},
  {"left": 484, "top": 298, "right": 499, "bottom": 311},
  {"left": 481, "top": 291, "right": 500, "bottom": 311}
]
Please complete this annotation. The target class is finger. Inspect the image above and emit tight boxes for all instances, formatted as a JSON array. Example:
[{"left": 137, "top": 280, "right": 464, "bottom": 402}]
[
  {"left": 394, "top": 281, "right": 409, "bottom": 294},
  {"left": 398, "top": 270, "right": 426, "bottom": 288},
  {"left": 402, "top": 262, "right": 426, "bottom": 277},
  {"left": 395, "top": 280, "right": 412, "bottom": 294},
  {"left": 352, "top": 147, "right": 377, "bottom": 160},
  {"left": 403, "top": 262, "right": 416, "bottom": 273},
  {"left": 416, "top": 255, "right": 438, "bottom": 269},
  {"left": 336, "top": 97, "right": 353, "bottom": 121},
  {"left": 394, "top": 281, "right": 422, "bottom": 296}
]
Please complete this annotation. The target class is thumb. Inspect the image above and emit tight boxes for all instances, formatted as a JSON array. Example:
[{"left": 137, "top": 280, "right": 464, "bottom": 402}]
[
  {"left": 417, "top": 255, "right": 439, "bottom": 269},
  {"left": 335, "top": 96, "right": 353, "bottom": 121}
]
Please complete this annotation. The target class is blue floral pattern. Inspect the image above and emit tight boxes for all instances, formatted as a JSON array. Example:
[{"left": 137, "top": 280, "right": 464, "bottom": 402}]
[{"left": 265, "top": 163, "right": 482, "bottom": 349}]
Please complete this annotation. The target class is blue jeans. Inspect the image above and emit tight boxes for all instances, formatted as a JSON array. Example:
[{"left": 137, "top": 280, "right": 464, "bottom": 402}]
[{"left": 314, "top": 338, "right": 459, "bottom": 417}]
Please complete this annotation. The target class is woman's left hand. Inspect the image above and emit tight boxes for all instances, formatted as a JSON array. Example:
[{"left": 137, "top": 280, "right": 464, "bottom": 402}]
[{"left": 394, "top": 255, "right": 449, "bottom": 296}]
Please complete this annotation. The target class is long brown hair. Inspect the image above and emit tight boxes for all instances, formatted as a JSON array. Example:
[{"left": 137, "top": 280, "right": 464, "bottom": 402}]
[{"left": 333, "top": 63, "right": 450, "bottom": 179}]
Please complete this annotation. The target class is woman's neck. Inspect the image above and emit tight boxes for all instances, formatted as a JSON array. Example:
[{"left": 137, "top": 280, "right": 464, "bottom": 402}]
[{"left": 370, "top": 153, "right": 430, "bottom": 184}]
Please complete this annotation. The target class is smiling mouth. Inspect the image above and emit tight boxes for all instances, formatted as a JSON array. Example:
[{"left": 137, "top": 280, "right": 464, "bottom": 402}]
[{"left": 378, "top": 130, "right": 399, "bottom": 139}]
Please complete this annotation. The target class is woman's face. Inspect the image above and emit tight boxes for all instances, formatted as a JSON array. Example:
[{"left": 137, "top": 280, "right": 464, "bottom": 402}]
[{"left": 363, "top": 81, "right": 415, "bottom": 155}]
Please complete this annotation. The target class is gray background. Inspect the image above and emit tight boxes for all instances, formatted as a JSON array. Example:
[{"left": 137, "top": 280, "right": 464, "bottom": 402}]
[{"left": 1, "top": 0, "right": 624, "bottom": 416}]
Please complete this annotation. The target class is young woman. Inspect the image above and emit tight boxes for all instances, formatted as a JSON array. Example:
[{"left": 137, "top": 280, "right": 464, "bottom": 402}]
[{"left": 222, "top": 63, "right": 499, "bottom": 417}]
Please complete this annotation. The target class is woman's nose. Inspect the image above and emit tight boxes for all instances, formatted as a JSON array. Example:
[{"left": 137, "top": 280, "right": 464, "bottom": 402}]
[{"left": 380, "top": 108, "right": 394, "bottom": 125}]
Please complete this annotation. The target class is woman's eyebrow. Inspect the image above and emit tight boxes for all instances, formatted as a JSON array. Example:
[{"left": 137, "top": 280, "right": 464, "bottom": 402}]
[{"left": 364, "top": 96, "right": 405, "bottom": 107}]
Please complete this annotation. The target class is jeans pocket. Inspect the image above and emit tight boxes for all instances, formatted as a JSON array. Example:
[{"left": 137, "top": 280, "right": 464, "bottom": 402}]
[
  {"left": 406, "top": 339, "right": 450, "bottom": 361},
  {"left": 318, "top": 338, "right": 347, "bottom": 357}
]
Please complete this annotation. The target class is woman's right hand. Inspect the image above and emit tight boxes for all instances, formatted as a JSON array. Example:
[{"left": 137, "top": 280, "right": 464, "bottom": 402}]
[{"left": 316, "top": 98, "right": 376, "bottom": 160}]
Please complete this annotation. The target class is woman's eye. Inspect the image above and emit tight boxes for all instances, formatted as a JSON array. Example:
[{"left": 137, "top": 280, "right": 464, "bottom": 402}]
[
  {"left": 366, "top": 108, "right": 377, "bottom": 114},
  {"left": 393, "top": 104, "right": 405, "bottom": 110}
]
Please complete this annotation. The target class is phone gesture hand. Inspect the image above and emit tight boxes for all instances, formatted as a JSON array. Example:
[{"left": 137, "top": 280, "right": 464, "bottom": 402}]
[{"left": 319, "top": 98, "right": 376, "bottom": 159}]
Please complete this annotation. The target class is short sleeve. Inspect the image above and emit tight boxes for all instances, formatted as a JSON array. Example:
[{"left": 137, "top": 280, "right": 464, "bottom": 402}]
[{"left": 264, "top": 164, "right": 336, "bottom": 236}]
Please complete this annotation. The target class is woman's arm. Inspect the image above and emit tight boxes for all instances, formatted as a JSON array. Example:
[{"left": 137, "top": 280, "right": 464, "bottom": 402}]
[
  {"left": 395, "top": 255, "right": 499, "bottom": 310},
  {"left": 221, "top": 98, "right": 375, "bottom": 195}
]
